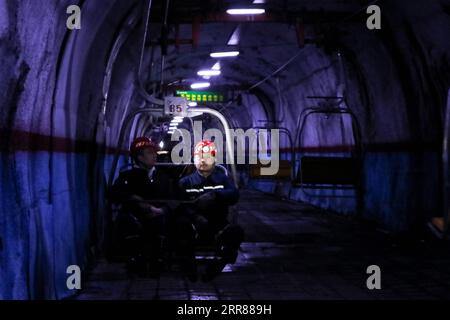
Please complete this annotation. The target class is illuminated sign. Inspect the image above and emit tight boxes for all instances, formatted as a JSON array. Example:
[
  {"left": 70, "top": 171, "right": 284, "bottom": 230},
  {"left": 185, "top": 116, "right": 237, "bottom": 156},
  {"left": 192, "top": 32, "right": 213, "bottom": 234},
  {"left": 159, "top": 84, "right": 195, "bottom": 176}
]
[{"left": 176, "top": 90, "right": 225, "bottom": 103}]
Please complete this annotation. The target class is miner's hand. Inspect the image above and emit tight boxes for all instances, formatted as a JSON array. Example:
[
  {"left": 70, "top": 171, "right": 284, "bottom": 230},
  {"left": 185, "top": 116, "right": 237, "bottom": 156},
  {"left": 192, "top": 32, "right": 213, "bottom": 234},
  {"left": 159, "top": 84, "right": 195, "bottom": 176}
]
[
  {"left": 148, "top": 205, "right": 165, "bottom": 218},
  {"left": 195, "top": 192, "right": 217, "bottom": 211}
]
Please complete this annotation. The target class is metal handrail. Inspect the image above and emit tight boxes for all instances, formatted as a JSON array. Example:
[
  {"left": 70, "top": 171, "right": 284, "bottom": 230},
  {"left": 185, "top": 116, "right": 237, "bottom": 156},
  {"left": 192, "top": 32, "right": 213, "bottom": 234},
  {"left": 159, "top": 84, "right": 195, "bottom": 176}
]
[
  {"left": 101, "top": 4, "right": 141, "bottom": 116},
  {"left": 136, "top": 0, "right": 164, "bottom": 105},
  {"left": 293, "top": 106, "right": 364, "bottom": 205},
  {"left": 107, "top": 106, "right": 239, "bottom": 189},
  {"left": 295, "top": 107, "right": 363, "bottom": 154},
  {"left": 240, "top": 126, "right": 295, "bottom": 180},
  {"left": 442, "top": 88, "right": 450, "bottom": 234},
  {"left": 189, "top": 107, "right": 238, "bottom": 188}
]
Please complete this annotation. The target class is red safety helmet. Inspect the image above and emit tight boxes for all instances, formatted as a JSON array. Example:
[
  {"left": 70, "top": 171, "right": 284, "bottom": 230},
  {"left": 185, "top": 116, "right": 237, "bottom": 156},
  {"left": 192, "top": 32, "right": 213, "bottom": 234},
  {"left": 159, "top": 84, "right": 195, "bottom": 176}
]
[
  {"left": 194, "top": 139, "right": 217, "bottom": 158},
  {"left": 130, "top": 137, "right": 158, "bottom": 155}
]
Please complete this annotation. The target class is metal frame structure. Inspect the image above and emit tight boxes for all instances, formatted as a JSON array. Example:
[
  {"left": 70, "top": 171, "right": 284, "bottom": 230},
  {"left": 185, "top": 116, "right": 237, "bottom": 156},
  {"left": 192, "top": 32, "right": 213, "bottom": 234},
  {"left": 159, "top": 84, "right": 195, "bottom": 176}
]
[
  {"left": 107, "top": 105, "right": 239, "bottom": 189},
  {"left": 240, "top": 126, "right": 296, "bottom": 180},
  {"left": 293, "top": 105, "right": 363, "bottom": 198},
  {"left": 442, "top": 88, "right": 450, "bottom": 236}
]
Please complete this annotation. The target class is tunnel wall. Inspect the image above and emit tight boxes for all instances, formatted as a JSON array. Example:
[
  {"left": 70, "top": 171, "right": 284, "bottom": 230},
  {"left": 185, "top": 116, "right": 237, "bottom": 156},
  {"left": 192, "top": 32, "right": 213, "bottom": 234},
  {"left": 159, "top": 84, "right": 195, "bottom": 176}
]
[
  {"left": 248, "top": 0, "right": 450, "bottom": 232},
  {"left": 0, "top": 0, "right": 142, "bottom": 299},
  {"left": 1, "top": 0, "right": 75, "bottom": 300}
]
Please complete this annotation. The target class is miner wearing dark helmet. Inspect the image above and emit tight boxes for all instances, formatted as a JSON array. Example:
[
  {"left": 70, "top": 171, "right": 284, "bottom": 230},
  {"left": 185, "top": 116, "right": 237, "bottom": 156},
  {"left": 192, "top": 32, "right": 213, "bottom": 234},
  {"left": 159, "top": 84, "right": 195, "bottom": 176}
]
[{"left": 110, "top": 136, "right": 171, "bottom": 277}]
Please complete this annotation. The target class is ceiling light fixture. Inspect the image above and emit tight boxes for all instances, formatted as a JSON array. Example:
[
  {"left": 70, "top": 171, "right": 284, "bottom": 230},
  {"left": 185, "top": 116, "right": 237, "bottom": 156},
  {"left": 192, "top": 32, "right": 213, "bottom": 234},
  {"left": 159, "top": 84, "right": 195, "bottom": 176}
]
[
  {"left": 227, "top": 26, "right": 241, "bottom": 45},
  {"left": 226, "top": 8, "right": 265, "bottom": 15},
  {"left": 197, "top": 69, "right": 221, "bottom": 76},
  {"left": 210, "top": 51, "right": 240, "bottom": 58},
  {"left": 212, "top": 62, "right": 221, "bottom": 70},
  {"left": 191, "top": 82, "right": 211, "bottom": 89}
]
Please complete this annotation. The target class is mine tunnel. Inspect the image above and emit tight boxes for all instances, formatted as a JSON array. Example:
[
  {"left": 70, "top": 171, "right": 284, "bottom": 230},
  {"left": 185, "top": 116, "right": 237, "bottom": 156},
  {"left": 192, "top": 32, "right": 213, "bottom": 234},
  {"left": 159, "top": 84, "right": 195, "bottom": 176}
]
[{"left": 1, "top": 0, "right": 450, "bottom": 300}]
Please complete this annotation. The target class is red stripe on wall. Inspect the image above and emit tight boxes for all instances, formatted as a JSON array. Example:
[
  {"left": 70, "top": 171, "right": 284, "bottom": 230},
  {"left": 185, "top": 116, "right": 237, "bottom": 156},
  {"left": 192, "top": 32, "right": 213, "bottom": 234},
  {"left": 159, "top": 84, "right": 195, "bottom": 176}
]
[
  {"left": 0, "top": 129, "right": 126, "bottom": 155},
  {"left": 0, "top": 129, "right": 440, "bottom": 154},
  {"left": 277, "top": 142, "right": 440, "bottom": 153}
]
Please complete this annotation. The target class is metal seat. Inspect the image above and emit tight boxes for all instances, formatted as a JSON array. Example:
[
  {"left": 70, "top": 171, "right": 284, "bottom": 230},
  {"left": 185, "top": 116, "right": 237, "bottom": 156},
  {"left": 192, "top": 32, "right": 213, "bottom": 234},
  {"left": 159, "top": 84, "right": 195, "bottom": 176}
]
[{"left": 295, "top": 156, "right": 359, "bottom": 188}]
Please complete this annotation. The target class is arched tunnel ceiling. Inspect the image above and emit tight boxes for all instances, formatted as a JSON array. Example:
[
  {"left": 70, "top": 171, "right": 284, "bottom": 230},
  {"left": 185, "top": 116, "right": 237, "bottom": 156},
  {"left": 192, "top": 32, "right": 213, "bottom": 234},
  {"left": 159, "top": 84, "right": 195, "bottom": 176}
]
[
  {"left": 82, "top": 0, "right": 376, "bottom": 133},
  {"left": 91, "top": 0, "right": 450, "bottom": 139},
  {"left": 139, "top": 0, "right": 369, "bottom": 91},
  {"left": 159, "top": 23, "right": 301, "bottom": 88},
  {"left": 148, "top": 0, "right": 365, "bottom": 21}
]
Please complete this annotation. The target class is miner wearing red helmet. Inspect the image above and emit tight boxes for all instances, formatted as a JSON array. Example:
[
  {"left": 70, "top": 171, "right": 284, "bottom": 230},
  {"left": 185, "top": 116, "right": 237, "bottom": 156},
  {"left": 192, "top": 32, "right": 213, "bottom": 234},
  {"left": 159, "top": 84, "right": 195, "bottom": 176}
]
[
  {"left": 178, "top": 139, "right": 244, "bottom": 282},
  {"left": 111, "top": 136, "right": 171, "bottom": 277},
  {"left": 193, "top": 139, "right": 217, "bottom": 176},
  {"left": 129, "top": 136, "right": 159, "bottom": 168}
]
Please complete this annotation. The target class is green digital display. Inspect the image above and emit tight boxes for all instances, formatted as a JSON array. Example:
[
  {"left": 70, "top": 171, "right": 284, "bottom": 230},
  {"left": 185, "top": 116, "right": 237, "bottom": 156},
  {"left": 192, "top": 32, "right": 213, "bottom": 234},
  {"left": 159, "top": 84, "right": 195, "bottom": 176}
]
[{"left": 176, "top": 90, "right": 225, "bottom": 103}]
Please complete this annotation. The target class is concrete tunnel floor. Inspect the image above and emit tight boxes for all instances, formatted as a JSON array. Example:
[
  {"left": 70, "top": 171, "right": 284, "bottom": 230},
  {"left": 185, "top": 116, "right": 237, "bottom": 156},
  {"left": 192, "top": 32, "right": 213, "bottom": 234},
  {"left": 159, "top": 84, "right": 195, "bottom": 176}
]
[{"left": 72, "top": 189, "right": 450, "bottom": 300}]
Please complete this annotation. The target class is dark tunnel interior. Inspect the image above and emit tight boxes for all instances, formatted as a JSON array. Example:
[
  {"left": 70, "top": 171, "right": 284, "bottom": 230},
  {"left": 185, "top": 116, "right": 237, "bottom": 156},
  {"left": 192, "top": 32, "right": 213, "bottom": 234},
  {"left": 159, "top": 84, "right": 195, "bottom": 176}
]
[{"left": 1, "top": 0, "right": 450, "bottom": 300}]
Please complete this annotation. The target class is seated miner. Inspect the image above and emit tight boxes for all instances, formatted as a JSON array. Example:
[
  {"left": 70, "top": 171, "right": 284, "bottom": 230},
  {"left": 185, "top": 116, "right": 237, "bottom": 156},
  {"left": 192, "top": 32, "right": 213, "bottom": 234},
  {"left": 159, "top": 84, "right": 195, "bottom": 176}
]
[
  {"left": 178, "top": 139, "right": 245, "bottom": 282},
  {"left": 111, "top": 136, "right": 172, "bottom": 277}
]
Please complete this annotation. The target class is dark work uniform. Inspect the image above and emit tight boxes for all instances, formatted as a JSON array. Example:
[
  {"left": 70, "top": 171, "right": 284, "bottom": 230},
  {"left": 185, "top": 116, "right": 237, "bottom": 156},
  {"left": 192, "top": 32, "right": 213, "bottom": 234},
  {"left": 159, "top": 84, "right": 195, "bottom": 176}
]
[
  {"left": 111, "top": 166, "right": 172, "bottom": 265},
  {"left": 179, "top": 167, "right": 245, "bottom": 266}
]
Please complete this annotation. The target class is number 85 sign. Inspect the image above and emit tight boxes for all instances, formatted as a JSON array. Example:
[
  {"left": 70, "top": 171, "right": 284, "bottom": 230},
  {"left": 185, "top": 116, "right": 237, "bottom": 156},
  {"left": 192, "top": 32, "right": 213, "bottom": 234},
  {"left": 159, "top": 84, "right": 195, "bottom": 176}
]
[{"left": 164, "top": 97, "right": 188, "bottom": 117}]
